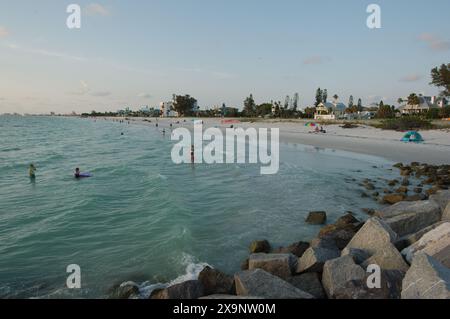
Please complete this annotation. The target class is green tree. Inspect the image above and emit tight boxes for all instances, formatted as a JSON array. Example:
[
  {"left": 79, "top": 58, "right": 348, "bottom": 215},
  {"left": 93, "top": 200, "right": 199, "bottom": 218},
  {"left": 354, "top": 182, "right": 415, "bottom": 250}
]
[
  {"left": 357, "top": 98, "right": 363, "bottom": 111},
  {"left": 173, "top": 94, "right": 198, "bottom": 116},
  {"left": 348, "top": 95, "right": 354, "bottom": 108},
  {"left": 292, "top": 93, "right": 299, "bottom": 111},
  {"left": 243, "top": 94, "right": 256, "bottom": 117},
  {"left": 322, "top": 89, "right": 328, "bottom": 103},
  {"left": 430, "top": 63, "right": 450, "bottom": 96},
  {"left": 407, "top": 93, "right": 420, "bottom": 106},
  {"left": 315, "top": 88, "right": 323, "bottom": 107},
  {"left": 376, "top": 101, "right": 395, "bottom": 119},
  {"left": 303, "top": 107, "right": 316, "bottom": 119}
]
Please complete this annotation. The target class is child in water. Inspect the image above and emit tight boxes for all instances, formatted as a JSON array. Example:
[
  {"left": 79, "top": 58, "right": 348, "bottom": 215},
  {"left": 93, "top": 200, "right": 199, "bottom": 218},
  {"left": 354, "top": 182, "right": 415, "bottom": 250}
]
[
  {"left": 29, "top": 164, "right": 36, "bottom": 178},
  {"left": 74, "top": 168, "right": 81, "bottom": 178}
]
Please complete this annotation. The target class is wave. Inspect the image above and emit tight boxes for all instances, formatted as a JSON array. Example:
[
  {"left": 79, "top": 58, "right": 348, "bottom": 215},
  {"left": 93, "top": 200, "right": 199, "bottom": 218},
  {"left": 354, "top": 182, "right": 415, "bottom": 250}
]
[{"left": 137, "top": 253, "right": 210, "bottom": 299}]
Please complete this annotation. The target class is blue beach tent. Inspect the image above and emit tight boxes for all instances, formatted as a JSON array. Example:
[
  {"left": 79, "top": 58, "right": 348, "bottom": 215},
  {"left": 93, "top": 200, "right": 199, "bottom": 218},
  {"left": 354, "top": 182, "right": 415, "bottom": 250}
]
[{"left": 401, "top": 131, "right": 424, "bottom": 143}]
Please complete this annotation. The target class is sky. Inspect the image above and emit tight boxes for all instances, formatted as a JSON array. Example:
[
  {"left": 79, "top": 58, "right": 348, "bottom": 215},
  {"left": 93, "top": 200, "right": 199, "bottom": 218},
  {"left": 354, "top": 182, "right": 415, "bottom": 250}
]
[{"left": 0, "top": 0, "right": 449, "bottom": 114}]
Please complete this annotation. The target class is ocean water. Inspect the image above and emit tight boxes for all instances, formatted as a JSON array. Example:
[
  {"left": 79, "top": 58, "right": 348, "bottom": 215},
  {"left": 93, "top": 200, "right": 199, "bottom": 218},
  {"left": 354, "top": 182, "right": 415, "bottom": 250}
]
[{"left": 0, "top": 116, "right": 398, "bottom": 298}]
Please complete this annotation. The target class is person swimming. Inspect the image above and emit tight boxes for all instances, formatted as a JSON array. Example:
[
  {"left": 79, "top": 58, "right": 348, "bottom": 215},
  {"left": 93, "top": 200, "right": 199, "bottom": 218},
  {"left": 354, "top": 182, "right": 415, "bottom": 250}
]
[
  {"left": 74, "top": 168, "right": 81, "bottom": 178},
  {"left": 29, "top": 164, "right": 36, "bottom": 178}
]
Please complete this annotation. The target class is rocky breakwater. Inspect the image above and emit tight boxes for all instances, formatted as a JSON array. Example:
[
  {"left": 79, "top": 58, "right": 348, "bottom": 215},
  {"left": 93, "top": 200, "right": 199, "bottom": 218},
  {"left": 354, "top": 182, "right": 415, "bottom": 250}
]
[{"left": 112, "top": 187, "right": 450, "bottom": 299}]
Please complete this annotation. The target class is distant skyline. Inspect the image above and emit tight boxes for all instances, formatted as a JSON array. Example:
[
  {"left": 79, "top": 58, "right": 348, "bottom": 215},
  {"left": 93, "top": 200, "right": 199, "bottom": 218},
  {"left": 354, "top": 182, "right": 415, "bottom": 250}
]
[{"left": 0, "top": 0, "right": 449, "bottom": 114}]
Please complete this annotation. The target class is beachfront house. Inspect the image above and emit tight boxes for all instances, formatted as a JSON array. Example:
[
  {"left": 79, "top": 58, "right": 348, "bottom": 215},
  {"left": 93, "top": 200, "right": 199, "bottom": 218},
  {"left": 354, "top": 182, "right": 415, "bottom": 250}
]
[
  {"left": 160, "top": 101, "right": 179, "bottom": 117},
  {"left": 399, "top": 96, "right": 438, "bottom": 115}
]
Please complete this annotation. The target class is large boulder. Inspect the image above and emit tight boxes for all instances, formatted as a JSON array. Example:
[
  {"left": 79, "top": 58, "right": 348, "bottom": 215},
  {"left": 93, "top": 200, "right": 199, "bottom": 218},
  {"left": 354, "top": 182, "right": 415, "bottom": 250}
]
[
  {"left": 429, "top": 190, "right": 450, "bottom": 212},
  {"left": 306, "top": 211, "right": 327, "bottom": 225},
  {"left": 318, "top": 221, "right": 363, "bottom": 250},
  {"left": 375, "top": 201, "right": 441, "bottom": 237},
  {"left": 286, "top": 273, "right": 326, "bottom": 299},
  {"left": 297, "top": 247, "right": 340, "bottom": 273},
  {"left": 344, "top": 217, "right": 398, "bottom": 255},
  {"left": 394, "top": 221, "right": 445, "bottom": 251},
  {"left": 150, "top": 280, "right": 204, "bottom": 299},
  {"left": 198, "top": 266, "right": 235, "bottom": 296},
  {"left": 401, "top": 222, "right": 450, "bottom": 267},
  {"left": 110, "top": 281, "right": 140, "bottom": 299},
  {"left": 234, "top": 269, "right": 314, "bottom": 299},
  {"left": 273, "top": 241, "right": 309, "bottom": 257},
  {"left": 401, "top": 254, "right": 450, "bottom": 299},
  {"left": 249, "top": 240, "right": 271, "bottom": 253},
  {"left": 341, "top": 247, "right": 370, "bottom": 265},
  {"left": 382, "top": 194, "right": 405, "bottom": 205},
  {"left": 321, "top": 256, "right": 366, "bottom": 299},
  {"left": 248, "top": 253, "right": 297, "bottom": 279},
  {"left": 443, "top": 202, "right": 450, "bottom": 222},
  {"left": 361, "top": 243, "right": 409, "bottom": 272}
]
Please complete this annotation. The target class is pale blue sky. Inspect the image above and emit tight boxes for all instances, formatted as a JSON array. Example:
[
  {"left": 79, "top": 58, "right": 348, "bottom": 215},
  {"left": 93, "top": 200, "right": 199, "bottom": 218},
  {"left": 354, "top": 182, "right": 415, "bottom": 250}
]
[{"left": 0, "top": 0, "right": 449, "bottom": 113}]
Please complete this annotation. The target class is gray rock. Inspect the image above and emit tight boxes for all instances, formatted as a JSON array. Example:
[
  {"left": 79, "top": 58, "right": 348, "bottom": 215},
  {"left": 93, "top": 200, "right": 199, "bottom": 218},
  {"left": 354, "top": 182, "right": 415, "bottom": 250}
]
[
  {"left": 111, "top": 281, "right": 140, "bottom": 299},
  {"left": 198, "top": 266, "right": 235, "bottom": 295},
  {"left": 394, "top": 221, "right": 445, "bottom": 251},
  {"left": 361, "top": 243, "right": 409, "bottom": 272},
  {"left": 150, "top": 280, "right": 204, "bottom": 299},
  {"left": 341, "top": 247, "right": 370, "bottom": 265},
  {"left": 401, "top": 254, "right": 450, "bottom": 299},
  {"left": 306, "top": 211, "right": 327, "bottom": 225},
  {"left": 443, "top": 202, "right": 450, "bottom": 222},
  {"left": 297, "top": 247, "right": 340, "bottom": 273},
  {"left": 249, "top": 240, "right": 271, "bottom": 253},
  {"left": 322, "top": 255, "right": 366, "bottom": 299},
  {"left": 248, "top": 253, "right": 297, "bottom": 279},
  {"left": 429, "top": 190, "right": 450, "bottom": 212},
  {"left": 200, "top": 295, "right": 263, "bottom": 299},
  {"left": 401, "top": 222, "right": 450, "bottom": 267},
  {"left": 273, "top": 241, "right": 309, "bottom": 258},
  {"left": 234, "top": 269, "right": 314, "bottom": 299},
  {"left": 344, "top": 217, "right": 398, "bottom": 255},
  {"left": 376, "top": 201, "right": 441, "bottom": 237},
  {"left": 286, "top": 273, "right": 326, "bottom": 299}
]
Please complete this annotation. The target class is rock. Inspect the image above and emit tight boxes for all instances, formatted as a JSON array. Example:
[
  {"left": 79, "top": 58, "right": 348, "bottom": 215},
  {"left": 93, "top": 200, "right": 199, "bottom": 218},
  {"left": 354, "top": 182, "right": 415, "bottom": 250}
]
[
  {"left": 248, "top": 253, "right": 297, "bottom": 279},
  {"left": 361, "top": 243, "right": 409, "bottom": 272},
  {"left": 414, "top": 187, "right": 423, "bottom": 194},
  {"left": 249, "top": 240, "right": 271, "bottom": 253},
  {"left": 376, "top": 200, "right": 442, "bottom": 237},
  {"left": 382, "top": 194, "right": 405, "bottom": 205},
  {"left": 310, "top": 236, "right": 339, "bottom": 250},
  {"left": 394, "top": 222, "right": 445, "bottom": 251},
  {"left": 345, "top": 217, "right": 398, "bottom": 255},
  {"left": 200, "top": 295, "right": 263, "bottom": 299},
  {"left": 297, "top": 247, "right": 340, "bottom": 273},
  {"left": 150, "top": 280, "right": 204, "bottom": 299},
  {"left": 364, "top": 183, "right": 376, "bottom": 191},
  {"left": 402, "top": 178, "right": 410, "bottom": 186},
  {"left": 322, "top": 256, "right": 366, "bottom": 299},
  {"left": 401, "top": 254, "right": 450, "bottom": 299},
  {"left": 306, "top": 211, "right": 327, "bottom": 225},
  {"left": 443, "top": 203, "right": 450, "bottom": 222},
  {"left": 401, "top": 222, "right": 450, "bottom": 267},
  {"left": 318, "top": 226, "right": 360, "bottom": 250},
  {"left": 388, "top": 180, "right": 399, "bottom": 186},
  {"left": 198, "top": 266, "right": 235, "bottom": 296},
  {"left": 429, "top": 190, "right": 450, "bottom": 212},
  {"left": 362, "top": 208, "right": 376, "bottom": 216},
  {"left": 395, "top": 186, "right": 408, "bottom": 194},
  {"left": 273, "top": 241, "right": 309, "bottom": 258},
  {"left": 286, "top": 273, "right": 326, "bottom": 299},
  {"left": 341, "top": 247, "right": 370, "bottom": 265},
  {"left": 241, "top": 258, "right": 249, "bottom": 270},
  {"left": 234, "top": 269, "right": 314, "bottom": 299},
  {"left": 110, "top": 281, "right": 140, "bottom": 299},
  {"left": 404, "top": 194, "right": 426, "bottom": 201},
  {"left": 335, "top": 213, "right": 360, "bottom": 227}
]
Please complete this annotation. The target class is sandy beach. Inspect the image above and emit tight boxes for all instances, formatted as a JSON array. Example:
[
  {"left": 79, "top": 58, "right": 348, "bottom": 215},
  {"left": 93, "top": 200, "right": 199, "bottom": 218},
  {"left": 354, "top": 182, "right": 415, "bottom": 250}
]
[{"left": 122, "top": 117, "right": 450, "bottom": 165}]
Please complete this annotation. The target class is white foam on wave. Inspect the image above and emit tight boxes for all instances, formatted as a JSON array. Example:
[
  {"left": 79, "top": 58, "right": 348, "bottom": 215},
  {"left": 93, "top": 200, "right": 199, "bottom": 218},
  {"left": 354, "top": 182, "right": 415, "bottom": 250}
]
[{"left": 137, "top": 253, "right": 210, "bottom": 299}]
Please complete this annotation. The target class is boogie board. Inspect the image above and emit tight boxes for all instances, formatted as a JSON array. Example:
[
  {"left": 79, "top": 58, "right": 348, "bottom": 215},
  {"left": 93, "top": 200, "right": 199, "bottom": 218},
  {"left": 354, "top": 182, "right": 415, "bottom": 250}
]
[{"left": 76, "top": 173, "right": 93, "bottom": 178}]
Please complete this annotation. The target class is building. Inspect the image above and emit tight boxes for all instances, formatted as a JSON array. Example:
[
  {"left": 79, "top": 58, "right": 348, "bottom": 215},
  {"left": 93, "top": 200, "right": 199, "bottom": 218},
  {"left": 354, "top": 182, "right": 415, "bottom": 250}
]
[
  {"left": 314, "top": 102, "right": 335, "bottom": 120},
  {"left": 399, "top": 96, "right": 434, "bottom": 115},
  {"left": 160, "top": 101, "right": 179, "bottom": 117}
]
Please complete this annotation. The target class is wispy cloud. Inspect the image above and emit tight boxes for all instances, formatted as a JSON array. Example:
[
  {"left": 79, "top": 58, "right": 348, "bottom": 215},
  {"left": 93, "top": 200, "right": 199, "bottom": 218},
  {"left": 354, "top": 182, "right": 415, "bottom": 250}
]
[
  {"left": 85, "top": 3, "right": 111, "bottom": 16},
  {"left": 418, "top": 33, "right": 450, "bottom": 51},
  {"left": 4, "top": 43, "right": 86, "bottom": 61},
  {"left": 400, "top": 74, "right": 422, "bottom": 82},
  {"left": 303, "top": 56, "right": 331, "bottom": 65},
  {"left": 137, "top": 93, "right": 152, "bottom": 99},
  {"left": 0, "top": 26, "right": 9, "bottom": 38}
]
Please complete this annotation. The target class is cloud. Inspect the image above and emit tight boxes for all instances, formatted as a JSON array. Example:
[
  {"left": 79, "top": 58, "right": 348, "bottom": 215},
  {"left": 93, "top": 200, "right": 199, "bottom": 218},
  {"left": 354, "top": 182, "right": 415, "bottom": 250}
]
[
  {"left": 4, "top": 43, "right": 86, "bottom": 61},
  {"left": 418, "top": 33, "right": 450, "bottom": 51},
  {"left": 400, "top": 74, "right": 422, "bottom": 82},
  {"left": 90, "top": 91, "right": 111, "bottom": 97},
  {"left": 85, "top": 3, "right": 111, "bottom": 16},
  {"left": 0, "top": 26, "right": 9, "bottom": 38},
  {"left": 303, "top": 56, "right": 331, "bottom": 65},
  {"left": 137, "top": 93, "right": 152, "bottom": 99}
]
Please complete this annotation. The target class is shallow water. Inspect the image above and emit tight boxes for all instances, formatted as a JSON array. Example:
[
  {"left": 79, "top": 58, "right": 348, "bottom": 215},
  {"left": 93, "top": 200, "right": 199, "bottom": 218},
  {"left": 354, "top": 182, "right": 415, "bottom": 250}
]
[{"left": 0, "top": 116, "right": 399, "bottom": 298}]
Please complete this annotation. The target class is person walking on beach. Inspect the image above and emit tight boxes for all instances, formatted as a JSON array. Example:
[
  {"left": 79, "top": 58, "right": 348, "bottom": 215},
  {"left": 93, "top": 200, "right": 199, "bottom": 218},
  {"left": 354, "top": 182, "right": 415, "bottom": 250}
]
[{"left": 29, "top": 164, "right": 36, "bottom": 179}]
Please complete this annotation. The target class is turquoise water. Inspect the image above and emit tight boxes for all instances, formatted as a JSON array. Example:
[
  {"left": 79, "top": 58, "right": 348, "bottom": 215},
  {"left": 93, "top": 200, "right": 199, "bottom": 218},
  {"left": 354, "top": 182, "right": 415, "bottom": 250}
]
[{"left": 0, "top": 116, "right": 397, "bottom": 298}]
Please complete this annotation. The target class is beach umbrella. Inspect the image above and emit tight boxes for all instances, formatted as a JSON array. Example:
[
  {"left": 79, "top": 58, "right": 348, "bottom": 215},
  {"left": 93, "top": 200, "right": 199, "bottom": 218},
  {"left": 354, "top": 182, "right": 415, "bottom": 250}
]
[{"left": 305, "top": 122, "right": 317, "bottom": 127}]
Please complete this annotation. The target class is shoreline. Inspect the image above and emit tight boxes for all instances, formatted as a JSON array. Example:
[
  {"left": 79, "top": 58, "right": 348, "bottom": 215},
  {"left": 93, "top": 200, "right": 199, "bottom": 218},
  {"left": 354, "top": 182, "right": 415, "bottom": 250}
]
[{"left": 100, "top": 116, "right": 450, "bottom": 165}]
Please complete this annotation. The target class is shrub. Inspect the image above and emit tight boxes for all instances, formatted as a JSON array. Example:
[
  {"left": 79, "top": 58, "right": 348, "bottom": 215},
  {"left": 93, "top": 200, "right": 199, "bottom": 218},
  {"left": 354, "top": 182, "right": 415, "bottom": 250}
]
[{"left": 377, "top": 116, "right": 433, "bottom": 131}]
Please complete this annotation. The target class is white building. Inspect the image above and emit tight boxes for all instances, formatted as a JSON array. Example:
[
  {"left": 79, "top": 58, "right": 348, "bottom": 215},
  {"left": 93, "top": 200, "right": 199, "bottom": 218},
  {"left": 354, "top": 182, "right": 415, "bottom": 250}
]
[{"left": 160, "top": 102, "right": 179, "bottom": 117}]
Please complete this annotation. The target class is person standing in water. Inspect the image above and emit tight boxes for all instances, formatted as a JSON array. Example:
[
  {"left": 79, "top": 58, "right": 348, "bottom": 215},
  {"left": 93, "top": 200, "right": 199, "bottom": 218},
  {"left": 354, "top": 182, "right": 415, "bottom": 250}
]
[
  {"left": 29, "top": 164, "right": 36, "bottom": 178},
  {"left": 191, "top": 145, "right": 195, "bottom": 163},
  {"left": 74, "top": 168, "right": 81, "bottom": 178}
]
